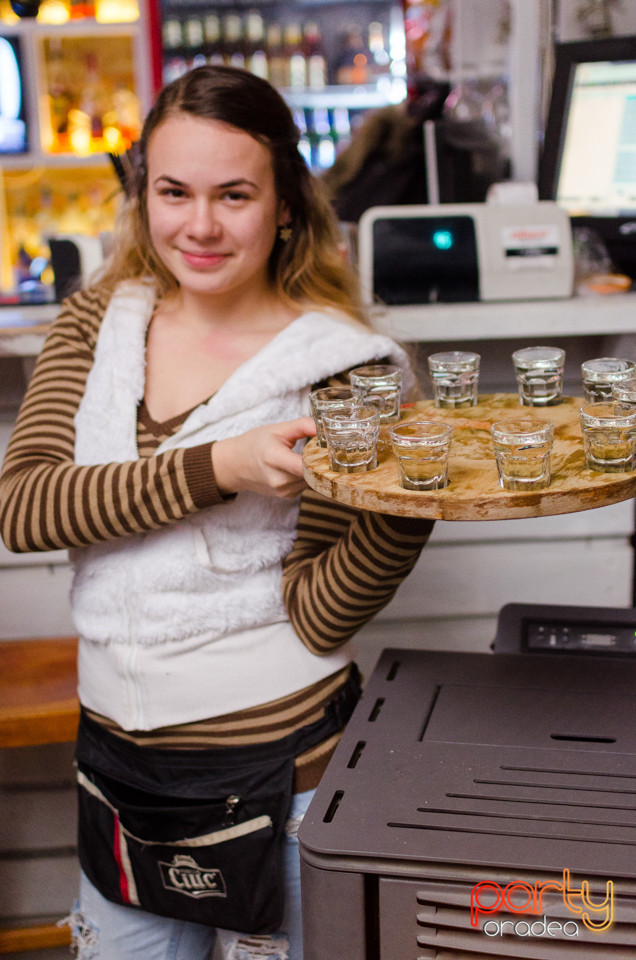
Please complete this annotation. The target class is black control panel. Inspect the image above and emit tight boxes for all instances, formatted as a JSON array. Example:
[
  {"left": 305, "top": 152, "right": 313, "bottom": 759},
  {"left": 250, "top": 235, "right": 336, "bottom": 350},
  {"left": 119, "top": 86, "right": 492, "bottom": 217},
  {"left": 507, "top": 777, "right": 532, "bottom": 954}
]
[
  {"left": 371, "top": 215, "right": 479, "bottom": 305},
  {"left": 493, "top": 602, "right": 636, "bottom": 657}
]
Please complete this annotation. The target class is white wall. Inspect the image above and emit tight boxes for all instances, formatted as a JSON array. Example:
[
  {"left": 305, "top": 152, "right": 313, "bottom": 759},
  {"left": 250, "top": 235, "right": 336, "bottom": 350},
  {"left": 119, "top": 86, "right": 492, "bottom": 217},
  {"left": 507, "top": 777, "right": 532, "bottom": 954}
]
[{"left": 355, "top": 499, "right": 634, "bottom": 678}]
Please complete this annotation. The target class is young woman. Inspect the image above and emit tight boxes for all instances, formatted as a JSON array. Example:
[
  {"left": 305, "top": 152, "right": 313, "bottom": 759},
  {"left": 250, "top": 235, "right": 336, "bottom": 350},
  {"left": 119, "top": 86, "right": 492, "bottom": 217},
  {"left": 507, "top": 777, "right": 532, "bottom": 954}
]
[{"left": 0, "top": 65, "right": 434, "bottom": 960}]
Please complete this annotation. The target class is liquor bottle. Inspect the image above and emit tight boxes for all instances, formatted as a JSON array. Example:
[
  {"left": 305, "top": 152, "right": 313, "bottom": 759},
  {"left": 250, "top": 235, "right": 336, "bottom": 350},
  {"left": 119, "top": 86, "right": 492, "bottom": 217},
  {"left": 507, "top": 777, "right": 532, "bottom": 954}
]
[
  {"left": 368, "top": 21, "right": 390, "bottom": 73},
  {"left": 245, "top": 10, "right": 268, "bottom": 79},
  {"left": 293, "top": 108, "right": 311, "bottom": 167},
  {"left": 283, "top": 21, "right": 306, "bottom": 89},
  {"left": 313, "top": 107, "right": 335, "bottom": 168},
  {"left": 249, "top": 49, "right": 268, "bottom": 79},
  {"left": 46, "top": 42, "right": 73, "bottom": 149},
  {"left": 183, "top": 16, "right": 203, "bottom": 49},
  {"left": 303, "top": 22, "right": 326, "bottom": 90},
  {"left": 305, "top": 108, "right": 335, "bottom": 168},
  {"left": 245, "top": 11, "right": 264, "bottom": 51},
  {"left": 204, "top": 14, "right": 224, "bottom": 64},
  {"left": 335, "top": 25, "right": 368, "bottom": 85},
  {"left": 332, "top": 106, "right": 351, "bottom": 152},
  {"left": 111, "top": 82, "right": 141, "bottom": 146},
  {"left": 78, "top": 52, "right": 107, "bottom": 143},
  {"left": 266, "top": 22, "right": 287, "bottom": 88},
  {"left": 162, "top": 17, "right": 182, "bottom": 51},
  {"left": 203, "top": 14, "right": 220, "bottom": 45},
  {"left": 222, "top": 12, "right": 245, "bottom": 68}
]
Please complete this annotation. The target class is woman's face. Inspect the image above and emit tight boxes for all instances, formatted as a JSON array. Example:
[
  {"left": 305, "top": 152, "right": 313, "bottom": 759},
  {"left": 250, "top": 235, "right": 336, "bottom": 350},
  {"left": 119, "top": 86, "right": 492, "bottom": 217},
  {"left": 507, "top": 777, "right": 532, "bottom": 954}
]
[{"left": 146, "top": 113, "right": 286, "bottom": 303}]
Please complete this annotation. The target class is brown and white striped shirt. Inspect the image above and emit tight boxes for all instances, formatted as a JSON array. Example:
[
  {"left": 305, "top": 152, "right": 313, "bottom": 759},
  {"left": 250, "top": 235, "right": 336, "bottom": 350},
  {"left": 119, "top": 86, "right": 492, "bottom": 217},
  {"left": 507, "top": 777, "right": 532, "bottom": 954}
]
[{"left": 0, "top": 287, "right": 433, "bottom": 789}]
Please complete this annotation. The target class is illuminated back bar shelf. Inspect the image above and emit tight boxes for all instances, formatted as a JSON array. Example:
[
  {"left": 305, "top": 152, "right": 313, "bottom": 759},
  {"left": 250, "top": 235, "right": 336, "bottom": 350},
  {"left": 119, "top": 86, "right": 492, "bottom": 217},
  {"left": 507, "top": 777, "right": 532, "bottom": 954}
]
[{"left": 0, "top": 0, "right": 154, "bottom": 300}]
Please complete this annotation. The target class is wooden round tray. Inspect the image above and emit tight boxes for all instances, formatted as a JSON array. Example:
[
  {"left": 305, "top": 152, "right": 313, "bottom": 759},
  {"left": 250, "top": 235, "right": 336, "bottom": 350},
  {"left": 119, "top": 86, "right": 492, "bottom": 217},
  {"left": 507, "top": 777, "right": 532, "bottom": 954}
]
[{"left": 302, "top": 393, "right": 636, "bottom": 520}]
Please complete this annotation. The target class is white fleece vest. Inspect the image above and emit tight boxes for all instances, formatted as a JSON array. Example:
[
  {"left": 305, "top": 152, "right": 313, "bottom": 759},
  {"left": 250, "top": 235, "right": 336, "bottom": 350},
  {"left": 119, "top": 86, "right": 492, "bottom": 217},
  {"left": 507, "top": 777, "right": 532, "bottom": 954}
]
[{"left": 72, "top": 280, "right": 413, "bottom": 730}]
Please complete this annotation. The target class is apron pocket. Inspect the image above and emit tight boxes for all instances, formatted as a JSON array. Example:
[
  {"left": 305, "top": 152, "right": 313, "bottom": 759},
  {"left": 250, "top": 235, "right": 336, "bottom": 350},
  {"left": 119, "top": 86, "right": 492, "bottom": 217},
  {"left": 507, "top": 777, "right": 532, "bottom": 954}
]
[{"left": 77, "top": 762, "right": 288, "bottom": 933}]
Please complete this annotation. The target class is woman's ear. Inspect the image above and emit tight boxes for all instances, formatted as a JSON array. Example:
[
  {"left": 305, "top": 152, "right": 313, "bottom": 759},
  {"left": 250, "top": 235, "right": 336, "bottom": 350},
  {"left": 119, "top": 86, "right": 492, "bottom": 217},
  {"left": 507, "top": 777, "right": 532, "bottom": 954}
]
[{"left": 277, "top": 201, "right": 291, "bottom": 229}]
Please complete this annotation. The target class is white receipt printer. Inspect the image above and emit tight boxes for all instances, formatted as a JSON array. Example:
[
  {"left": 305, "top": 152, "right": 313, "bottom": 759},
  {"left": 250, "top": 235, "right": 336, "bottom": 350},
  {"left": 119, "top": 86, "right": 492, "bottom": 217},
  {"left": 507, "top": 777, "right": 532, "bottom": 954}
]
[{"left": 357, "top": 202, "right": 574, "bottom": 305}]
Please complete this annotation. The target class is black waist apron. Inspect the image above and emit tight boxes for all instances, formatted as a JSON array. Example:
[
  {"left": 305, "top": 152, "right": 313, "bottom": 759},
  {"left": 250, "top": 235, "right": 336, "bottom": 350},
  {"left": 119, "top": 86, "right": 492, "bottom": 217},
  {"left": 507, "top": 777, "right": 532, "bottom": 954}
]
[{"left": 75, "top": 667, "right": 361, "bottom": 933}]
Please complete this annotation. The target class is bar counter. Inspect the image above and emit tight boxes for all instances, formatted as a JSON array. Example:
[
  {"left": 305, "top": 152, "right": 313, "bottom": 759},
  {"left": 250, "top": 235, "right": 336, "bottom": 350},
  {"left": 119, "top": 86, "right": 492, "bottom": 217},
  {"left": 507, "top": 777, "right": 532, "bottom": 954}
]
[
  {"left": 1, "top": 292, "right": 634, "bottom": 358},
  {"left": 370, "top": 289, "right": 636, "bottom": 343}
]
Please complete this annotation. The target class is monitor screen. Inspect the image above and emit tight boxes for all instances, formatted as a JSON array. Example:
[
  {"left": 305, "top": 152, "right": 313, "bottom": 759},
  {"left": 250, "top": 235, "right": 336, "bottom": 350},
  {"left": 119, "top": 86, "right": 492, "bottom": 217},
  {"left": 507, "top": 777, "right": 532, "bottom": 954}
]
[
  {"left": 557, "top": 57, "right": 636, "bottom": 216},
  {"left": 0, "top": 35, "right": 28, "bottom": 154},
  {"left": 539, "top": 35, "right": 636, "bottom": 278}
]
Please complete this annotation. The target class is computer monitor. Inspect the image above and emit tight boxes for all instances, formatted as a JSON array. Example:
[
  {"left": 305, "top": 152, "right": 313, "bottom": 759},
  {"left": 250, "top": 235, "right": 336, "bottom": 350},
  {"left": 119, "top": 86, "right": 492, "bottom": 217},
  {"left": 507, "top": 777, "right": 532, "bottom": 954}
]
[
  {"left": 0, "top": 35, "right": 28, "bottom": 154},
  {"left": 538, "top": 34, "right": 636, "bottom": 278}
]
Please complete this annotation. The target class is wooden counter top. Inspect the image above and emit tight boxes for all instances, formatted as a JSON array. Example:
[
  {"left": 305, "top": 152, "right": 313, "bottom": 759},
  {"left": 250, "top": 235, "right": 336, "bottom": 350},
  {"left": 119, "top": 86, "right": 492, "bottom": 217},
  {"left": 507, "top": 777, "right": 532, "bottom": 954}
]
[{"left": 0, "top": 636, "right": 79, "bottom": 748}]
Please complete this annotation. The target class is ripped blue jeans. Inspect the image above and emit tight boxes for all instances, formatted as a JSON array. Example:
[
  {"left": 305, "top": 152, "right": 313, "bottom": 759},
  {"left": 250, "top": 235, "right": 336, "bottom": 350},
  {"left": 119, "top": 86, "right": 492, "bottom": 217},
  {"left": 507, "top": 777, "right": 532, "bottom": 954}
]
[{"left": 66, "top": 789, "right": 314, "bottom": 960}]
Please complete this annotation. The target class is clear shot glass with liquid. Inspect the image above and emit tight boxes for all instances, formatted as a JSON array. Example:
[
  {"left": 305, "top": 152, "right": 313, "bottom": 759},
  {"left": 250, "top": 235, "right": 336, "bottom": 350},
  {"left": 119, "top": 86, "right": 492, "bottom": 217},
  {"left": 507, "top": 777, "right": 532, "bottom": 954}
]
[
  {"left": 581, "top": 357, "right": 636, "bottom": 402},
  {"left": 580, "top": 401, "right": 636, "bottom": 473},
  {"left": 390, "top": 421, "right": 453, "bottom": 490},
  {"left": 309, "top": 387, "right": 359, "bottom": 447},
  {"left": 511, "top": 346, "right": 565, "bottom": 407},
  {"left": 427, "top": 351, "right": 480, "bottom": 409},
  {"left": 349, "top": 364, "right": 403, "bottom": 424},
  {"left": 491, "top": 417, "right": 554, "bottom": 491},
  {"left": 322, "top": 406, "right": 381, "bottom": 473}
]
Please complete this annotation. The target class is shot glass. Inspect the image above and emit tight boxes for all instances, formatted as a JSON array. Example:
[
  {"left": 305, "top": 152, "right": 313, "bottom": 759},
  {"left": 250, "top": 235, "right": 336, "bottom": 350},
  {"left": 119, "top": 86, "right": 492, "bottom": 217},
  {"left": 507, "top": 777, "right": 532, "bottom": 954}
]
[
  {"left": 349, "top": 364, "right": 403, "bottom": 424},
  {"left": 581, "top": 357, "right": 636, "bottom": 402},
  {"left": 511, "top": 346, "right": 566, "bottom": 407},
  {"left": 579, "top": 401, "right": 636, "bottom": 473},
  {"left": 491, "top": 418, "right": 554, "bottom": 491},
  {"left": 309, "top": 387, "right": 359, "bottom": 447},
  {"left": 612, "top": 378, "right": 636, "bottom": 406},
  {"left": 427, "top": 351, "right": 480, "bottom": 408},
  {"left": 322, "top": 405, "right": 380, "bottom": 473},
  {"left": 390, "top": 421, "right": 453, "bottom": 490}
]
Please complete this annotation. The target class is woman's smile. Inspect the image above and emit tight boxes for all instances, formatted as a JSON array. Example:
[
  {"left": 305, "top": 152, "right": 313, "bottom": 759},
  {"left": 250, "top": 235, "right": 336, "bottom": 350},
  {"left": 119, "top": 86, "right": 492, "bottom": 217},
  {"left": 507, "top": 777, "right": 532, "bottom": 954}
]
[{"left": 179, "top": 249, "right": 230, "bottom": 269}]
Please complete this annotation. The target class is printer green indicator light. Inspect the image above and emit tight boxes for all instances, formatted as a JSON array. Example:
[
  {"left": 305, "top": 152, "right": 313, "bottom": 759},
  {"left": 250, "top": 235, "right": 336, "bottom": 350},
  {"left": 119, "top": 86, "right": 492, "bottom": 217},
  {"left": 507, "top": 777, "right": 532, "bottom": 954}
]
[{"left": 432, "top": 230, "right": 453, "bottom": 250}]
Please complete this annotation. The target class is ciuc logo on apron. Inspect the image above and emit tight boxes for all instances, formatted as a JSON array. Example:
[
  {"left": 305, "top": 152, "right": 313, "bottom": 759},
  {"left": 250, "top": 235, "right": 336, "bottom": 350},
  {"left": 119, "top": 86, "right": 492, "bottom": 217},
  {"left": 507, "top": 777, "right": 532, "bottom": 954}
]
[{"left": 159, "top": 854, "right": 228, "bottom": 899}]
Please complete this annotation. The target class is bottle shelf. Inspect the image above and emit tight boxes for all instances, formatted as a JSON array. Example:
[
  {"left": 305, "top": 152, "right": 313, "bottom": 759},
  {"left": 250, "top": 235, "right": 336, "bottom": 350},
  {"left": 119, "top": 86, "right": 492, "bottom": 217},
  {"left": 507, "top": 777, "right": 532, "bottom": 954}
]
[
  {"left": 283, "top": 82, "right": 405, "bottom": 109},
  {"left": 161, "top": 0, "right": 391, "bottom": 9},
  {"left": 0, "top": 151, "right": 123, "bottom": 168},
  {"left": 0, "top": 18, "right": 142, "bottom": 36},
  {"left": 160, "top": 2, "right": 406, "bottom": 103}
]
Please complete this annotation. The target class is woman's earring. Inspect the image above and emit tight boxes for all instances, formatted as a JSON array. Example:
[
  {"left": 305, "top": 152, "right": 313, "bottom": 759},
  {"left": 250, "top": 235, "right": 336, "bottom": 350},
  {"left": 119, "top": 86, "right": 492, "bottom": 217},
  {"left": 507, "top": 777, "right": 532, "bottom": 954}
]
[{"left": 278, "top": 225, "right": 293, "bottom": 242}]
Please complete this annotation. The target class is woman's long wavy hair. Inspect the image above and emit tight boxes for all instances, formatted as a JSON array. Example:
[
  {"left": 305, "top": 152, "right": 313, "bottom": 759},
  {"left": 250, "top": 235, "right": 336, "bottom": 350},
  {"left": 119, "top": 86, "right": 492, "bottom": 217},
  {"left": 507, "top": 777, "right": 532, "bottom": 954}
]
[{"left": 96, "top": 65, "right": 367, "bottom": 323}]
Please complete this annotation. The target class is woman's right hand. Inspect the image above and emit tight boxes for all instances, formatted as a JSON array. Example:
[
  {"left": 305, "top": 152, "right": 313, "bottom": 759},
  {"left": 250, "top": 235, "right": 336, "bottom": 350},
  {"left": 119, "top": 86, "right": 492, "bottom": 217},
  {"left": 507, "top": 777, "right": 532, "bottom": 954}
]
[{"left": 211, "top": 418, "right": 317, "bottom": 499}]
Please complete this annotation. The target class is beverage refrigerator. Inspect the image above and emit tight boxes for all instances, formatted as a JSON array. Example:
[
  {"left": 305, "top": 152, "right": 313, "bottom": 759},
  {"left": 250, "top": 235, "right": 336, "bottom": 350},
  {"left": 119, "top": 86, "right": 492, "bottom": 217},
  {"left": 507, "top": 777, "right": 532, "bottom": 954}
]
[
  {"left": 157, "top": 0, "right": 409, "bottom": 172},
  {"left": 0, "top": 0, "right": 160, "bottom": 304}
]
